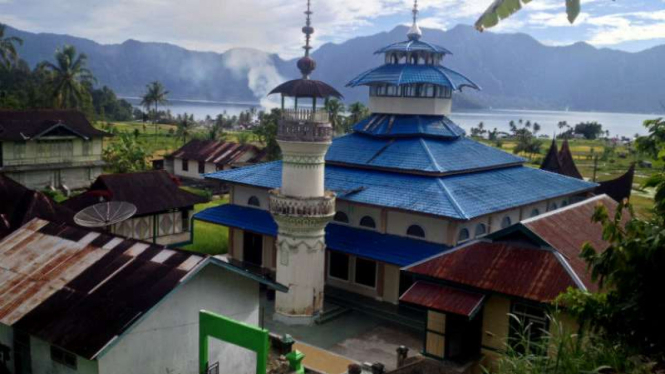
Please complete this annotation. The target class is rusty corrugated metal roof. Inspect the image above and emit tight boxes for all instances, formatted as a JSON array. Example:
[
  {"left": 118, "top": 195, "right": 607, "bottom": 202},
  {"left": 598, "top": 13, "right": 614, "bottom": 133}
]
[
  {"left": 407, "top": 241, "right": 576, "bottom": 303},
  {"left": 523, "top": 194, "right": 620, "bottom": 292},
  {"left": 168, "top": 139, "right": 266, "bottom": 166},
  {"left": 0, "top": 218, "right": 205, "bottom": 360},
  {"left": 400, "top": 281, "right": 485, "bottom": 317}
]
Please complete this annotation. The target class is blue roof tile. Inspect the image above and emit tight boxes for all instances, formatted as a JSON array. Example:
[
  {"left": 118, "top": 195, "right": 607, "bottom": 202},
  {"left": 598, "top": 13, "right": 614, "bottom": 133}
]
[
  {"left": 194, "top": 204, "right": 450, "bottom": 266},
  {"left": 326, "top": 134, "right": 525, "bottom": 174},
  {"left": 205, "top": 162, "right": 598, "bottom": 220},
  {"left": 347, "top": 64, "right": 480, "bottom": 91},
  {"left": 374, "top": 40, "right": 453, "bottom": 55},
  {"left": 352, "top": 114, "right": 465, "bottom": 138}
]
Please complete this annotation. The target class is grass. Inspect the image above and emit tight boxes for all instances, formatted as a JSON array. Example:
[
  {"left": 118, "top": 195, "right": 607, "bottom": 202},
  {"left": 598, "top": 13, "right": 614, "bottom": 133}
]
[{"left": 182, "top": 195, "right": 229, "bottom": 255}]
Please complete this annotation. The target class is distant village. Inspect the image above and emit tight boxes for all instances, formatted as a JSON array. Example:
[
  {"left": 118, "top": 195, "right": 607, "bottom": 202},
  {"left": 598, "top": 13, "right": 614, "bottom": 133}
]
[{"left": 0, "top": 1, "right": 664, "bottom": 374}]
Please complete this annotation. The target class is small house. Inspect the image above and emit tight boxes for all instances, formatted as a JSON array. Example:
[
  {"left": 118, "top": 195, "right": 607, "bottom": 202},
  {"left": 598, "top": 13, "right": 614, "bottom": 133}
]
[
  {"left": 62, "top": 170, "right": 208, "bottom": 245},
  {"left": 0, "top": 110, "right": 110, "bottom": 191},
  {"left": 0, "top": 218, "right": 285, "bottom": 374},
  {"left": 400, "top": 195, "right": 619, "bottom": 369}
]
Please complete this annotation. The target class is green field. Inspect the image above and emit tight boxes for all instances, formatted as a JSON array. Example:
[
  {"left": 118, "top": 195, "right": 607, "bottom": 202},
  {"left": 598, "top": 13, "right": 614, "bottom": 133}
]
[{"left": 182, "top": 196, "right": 230, "bottom": 255}]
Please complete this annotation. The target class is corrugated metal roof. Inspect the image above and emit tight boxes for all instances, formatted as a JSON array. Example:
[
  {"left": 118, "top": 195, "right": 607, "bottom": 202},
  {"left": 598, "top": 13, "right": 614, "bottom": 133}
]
[
  {"left": 0, "top": 218, "right": 206, "bottom": 360},
  {"left": 374, "top": 40, "right": 452, "bottom": 55},
  {"left": 351, "top": 114, "right": 465, "bottom": 139},
  {"left": 326, "top": 133, "right": 524, "bottom": 175},
  {"left": 205, "top": 162, "right": 597, "bottom": 220},
  {"left": 63, "top": 170, "right": 208, "bottom": 216},
  {"left": 168, "top": 139, "right": 266, "bottom": 166},
  {"left": 347, "top": 64, "right": 479, "bottom": 91},
  {"left": 194, "top": 204, "right": 450, "bottom": 266},
  {"left": 0, "top": 109, "right": 110, "bottom": 141},
  {"left": 522, "top": 195, "right": 620, "bottom": 292},
  {"left": 400, "top": 281, "right": 485, "bottom": 317},
  {"left": 406, "top": 241, "right": 577, "bottom": 302}
]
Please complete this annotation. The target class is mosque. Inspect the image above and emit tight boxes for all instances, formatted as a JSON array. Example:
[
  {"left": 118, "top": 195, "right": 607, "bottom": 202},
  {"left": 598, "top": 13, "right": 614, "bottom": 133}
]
[{"left": 195, "top": 0, "right": 597, "bottom": 325}]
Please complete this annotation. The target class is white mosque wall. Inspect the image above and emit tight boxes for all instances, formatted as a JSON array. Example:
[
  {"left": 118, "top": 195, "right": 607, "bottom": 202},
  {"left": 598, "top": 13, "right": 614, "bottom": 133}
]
[
  {"left": 232, "top": 185, "right": 271, "bottom": 210},
  {"left": 369, "top": 96, "right": 452, "bottom": 116},
  {"left": 386, "top": 210, "right": 449, "bottom": 244}
]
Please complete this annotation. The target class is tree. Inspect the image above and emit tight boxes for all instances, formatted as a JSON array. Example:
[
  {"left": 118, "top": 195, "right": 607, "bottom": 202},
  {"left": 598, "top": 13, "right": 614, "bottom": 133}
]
[
  {"left": 0, "top": 24, "right": 22, "bottom": 69},
  {"left": 175, "top": 112, "right": 196, "bottom": 145},
  {"left": 574, "top": 121, "right": 604, "bottom": 140},
  {"left": 348, "top": 102, "right": 370, "bottom": 124},
  {"left": 476, "top": 0, "right": 581, "bottom": 31},
  {"left": 103, "top": 133, "right": 149, "bottom": 173},
  {"left": 38, "top": 45, "right": 96, "bottom": 110},
  {"left": 636, "top": 118, "right": 665, "bottom": 216},
  {"left": 236, "top": 131, "right": 251, "bottom": 145},
  {"left": 253, "top": 109, "right": 281, "bottom": 161},
  {"left": 324, "top": 98, "right": 345, "bottom": 134},
  {"left": 140, "top": 81, "right": 169, "bottom": 138}
]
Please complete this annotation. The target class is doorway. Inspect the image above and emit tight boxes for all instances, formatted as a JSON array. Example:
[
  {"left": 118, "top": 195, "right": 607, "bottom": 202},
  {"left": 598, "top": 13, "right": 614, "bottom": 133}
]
[
  {"left": 243, "top": 232, "right": 263, "bottom": 267},
  {"left": 445, "top": 312, "right": 483, "bottom": 362}
]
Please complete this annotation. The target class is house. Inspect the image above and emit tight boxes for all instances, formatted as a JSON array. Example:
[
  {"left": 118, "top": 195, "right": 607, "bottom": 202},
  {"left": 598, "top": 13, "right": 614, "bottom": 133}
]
[
  {"left": 399, "top": 195, "right": 619, "bottom": 369},
  {"left": 165, "top": 139, "right": 266, "bottom": 181},
  {"left": 194, "top": 9, "right": 598, "bottom": 315},
  {"left": 62, "top": 170, "right": 208, "bottom": 245},
  {"left": 0, "top": 218, "right": 286, "bottom": 374},
  {"left": 0, "top": 110, "right": 110, "bottom": 191},
  {"left": 0, "top": 174, "right": 75, "bottom": 239}
]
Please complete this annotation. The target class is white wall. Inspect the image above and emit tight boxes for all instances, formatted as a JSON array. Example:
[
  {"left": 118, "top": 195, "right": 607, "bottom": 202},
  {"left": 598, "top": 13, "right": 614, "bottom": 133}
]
[
  {"left": 232, "top": 186, "right": 270, "bottom": 210},
  {"left": 386, "top": 210, "right": 449, "bottom": 244},
  {"left": 98, "top": 264, "right": 260, "bottom": 374},
  {"left": 30, "top": 337, "right": 98, "bottom": 374},
  {"left": 369, "top": 96, "right": 452, "bottom": 116}
]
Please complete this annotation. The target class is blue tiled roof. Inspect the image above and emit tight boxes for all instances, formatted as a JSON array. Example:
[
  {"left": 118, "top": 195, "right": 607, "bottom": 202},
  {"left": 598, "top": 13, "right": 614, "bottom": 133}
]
[
  {"left": 326, "top": 134, "right": 525, "bottom": 174},
  {"left": 347, "top": 64, "right": 480, "bottom": 91},
  {"left": 375, "top": 40, "right": 452, "bottom": 55},
  {"left": 194, "top": 204, "right": 450, "bottom": 266},
  {"left": 204, "top": 162, "right": 598, "bottom": 220},
  {"left": 352, "top": 114, "right": 465, "bottom": 138}
]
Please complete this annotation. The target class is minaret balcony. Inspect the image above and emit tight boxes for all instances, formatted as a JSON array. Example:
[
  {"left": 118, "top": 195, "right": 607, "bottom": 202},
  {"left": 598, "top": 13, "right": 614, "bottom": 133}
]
[
  {"left": 269, "top": 190, "right": 336, "bottom": 218},
  {"left": 278, "top": 109, "right": 333, "bottom": 143}
]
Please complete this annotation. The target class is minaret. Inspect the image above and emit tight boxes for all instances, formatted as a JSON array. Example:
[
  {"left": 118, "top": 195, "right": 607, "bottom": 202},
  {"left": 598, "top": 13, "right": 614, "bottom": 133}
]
[{"left": 267, "top": 0, "right": 342, "bottom": 325}]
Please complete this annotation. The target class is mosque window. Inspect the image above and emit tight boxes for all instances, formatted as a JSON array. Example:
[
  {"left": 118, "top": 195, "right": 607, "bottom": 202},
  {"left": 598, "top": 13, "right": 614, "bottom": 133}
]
[
  {"left": 334, "top": 211, "right": 349, "bottom": 223},
  {"left": 391, "top": 54, "right": 399, "bottom": 64},
  {"left": 407, "top": 225, "right": 425, "bottom": 238},
  {"left": 329, "top": 252, "right": 350, "bottom": 281},
  {"left": 474, "top": 224, "right": 487, "bottom": 238},
  {"left": 355, "top": 258, "right": 377, "bottom": 288},
  {"left": 247, "top": 196, "right": 260, "bottom": 207},
  {"left": 359, "top": 216, "right": 376, "bottom": 229},
  {"left": 562, "top": 200, "right": 569, "bottom": 207},
  {"left": 549, "top": 202, "right": 558, "bottom": 211},
  {"left": 458, "top": 228, "right": 470, "bottom": 242},
  {"left": 410, "top": 55, "right": 418, "bottom": 64},
  {"left": 501, "top": 216, "right": 512, "bottom": 229},
  {"left": 530, "top": 208, "right": 540, "bottom": 218}
]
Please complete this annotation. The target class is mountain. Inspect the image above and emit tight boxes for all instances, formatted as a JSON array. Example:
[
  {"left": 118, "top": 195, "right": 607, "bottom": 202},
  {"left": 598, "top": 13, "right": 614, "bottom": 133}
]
[{"left": 4, "top": 24, "right": 665, "bottom": 113}]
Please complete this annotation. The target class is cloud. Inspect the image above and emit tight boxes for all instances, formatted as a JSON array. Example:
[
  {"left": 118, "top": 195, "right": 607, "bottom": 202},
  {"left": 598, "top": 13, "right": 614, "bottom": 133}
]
[{"left": 586, "top": 10, "right": 665, "bottom": 46}]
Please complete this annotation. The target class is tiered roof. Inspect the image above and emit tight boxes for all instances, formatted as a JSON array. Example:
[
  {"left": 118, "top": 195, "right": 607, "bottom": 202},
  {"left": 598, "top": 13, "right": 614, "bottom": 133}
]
[{"left": 347, "top": 64, "right": 479, "bottom": 90}]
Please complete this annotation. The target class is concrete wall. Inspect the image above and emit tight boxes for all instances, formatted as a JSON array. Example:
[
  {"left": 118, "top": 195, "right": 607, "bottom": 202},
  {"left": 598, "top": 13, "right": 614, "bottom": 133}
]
[
  {"left": 369, "top": 96, "right": 452, "bottom": 116},
  {"left": 386, "top": 210, "right": 449, "bottom": 244},
  {"left": 232, "top": 186, "right": 271, "bottom": 210},
  {"left": 110, "top": 210, "right": 192, "bottom": 245},
  {"left": 30, "top": 337, "right": 98, "bottom": 374},
  {"left": 0, "top": 324, "right": 12, "bottom": 374},
  {"left": 98, "top": 264, "right": 260, "bottom": 374}
]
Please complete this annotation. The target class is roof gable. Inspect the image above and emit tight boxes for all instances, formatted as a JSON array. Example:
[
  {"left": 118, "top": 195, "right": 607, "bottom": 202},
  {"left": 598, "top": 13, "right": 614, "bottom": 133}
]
[
  {"left": 0, "top": 110, "right": 109, "bottom": 141},
  {"left": 558, "top": 139, "right": 584, "bottom": 180}
]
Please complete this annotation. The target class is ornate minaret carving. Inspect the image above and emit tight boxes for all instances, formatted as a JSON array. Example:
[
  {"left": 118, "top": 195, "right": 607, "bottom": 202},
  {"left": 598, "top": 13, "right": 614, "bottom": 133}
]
[{"left": 267, "top": 0, "right": 342, "bottom": 325}]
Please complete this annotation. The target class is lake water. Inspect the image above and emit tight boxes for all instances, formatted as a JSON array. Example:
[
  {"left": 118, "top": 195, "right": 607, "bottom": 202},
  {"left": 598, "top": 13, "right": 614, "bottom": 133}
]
[{"left": 125, "top": 98, "right": 660, "bottom": 137}]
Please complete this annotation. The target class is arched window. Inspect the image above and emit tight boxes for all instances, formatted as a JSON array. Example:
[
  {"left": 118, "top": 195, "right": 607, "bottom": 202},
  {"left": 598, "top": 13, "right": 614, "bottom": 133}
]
[
  {"left": 458, "top": 228, "right": 470, "bottom": 242},
  {"left": 247, "top": 196, "right": 260, "bottom": 207},
  {"left": 359, "top": 216, "right": 376, "bottom": 229},
  {"left": 500, "top": 216, "right": 512, "bottom": 229},
  {"left": 549, "top": 202, "right": 558, "bottom": 211},
  {"left": 530, "top": 208, "right": 540, "bottom": 218},
  {"left": 561, "top": 200, "right": 569, "bottom": 207},
  {"left": 334, "top": 212, "right": 349, "bottom": 224},
  {"left": 474, "top": 224, "right": 487, "bottom": 237},
  {"left": 407, "top": 225, "right": 425, "bottom": 238}
]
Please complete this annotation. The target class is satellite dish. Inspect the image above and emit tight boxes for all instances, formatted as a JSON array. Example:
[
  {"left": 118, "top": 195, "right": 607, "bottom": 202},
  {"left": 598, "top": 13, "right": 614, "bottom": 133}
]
[{"left": 74, "top": 201, "right": 137, "bottom": 228}]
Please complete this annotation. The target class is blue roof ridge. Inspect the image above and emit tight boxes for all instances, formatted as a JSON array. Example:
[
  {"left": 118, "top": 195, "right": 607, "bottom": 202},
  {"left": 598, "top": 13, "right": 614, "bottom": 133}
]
[
  {"left": 440, "top": 66, "right": 481, "bottom": 90},
  {"left": 440, "top": 117, "right": 458, "bottom": 136},
  {"left": 435, "top": 178, "right": 468, "bottom": 219},
  {"left": 419, "top": 138, "right": 443, "bottom": 172}
]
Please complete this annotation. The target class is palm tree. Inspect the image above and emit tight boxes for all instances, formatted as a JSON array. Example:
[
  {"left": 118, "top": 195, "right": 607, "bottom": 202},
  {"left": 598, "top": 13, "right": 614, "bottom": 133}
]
[
  {"left": 175, "top": 112, "right": 196, "bottom": 145},
  {"left": 348, "top": 102, "right": 369, "bottom": 124},
  {"left": 0, "top": 24, "right": 22, "bottom": 69},
  {"left": 140, "top": 81, "right": 169, "bottom": 140},
  {"left": 38, "top": 45, "right": 96, "bottom": 109},
  {"left": 324, "top": 98, "right": 345, "bottom": 133}
]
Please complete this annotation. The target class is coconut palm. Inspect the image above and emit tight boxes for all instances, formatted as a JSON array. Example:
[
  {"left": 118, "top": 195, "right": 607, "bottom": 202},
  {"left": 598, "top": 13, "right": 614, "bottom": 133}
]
[
  {"left": 38, "top": 45, "right": 96, "bottom": 109},
  {"left": 348, "top": 102, "right": 369, "bottom": 124},
  {"left": 140, "top": 81, "right": 169, "bottom": 140},
  {"left": 324, "top": 98, "right": 345, "bottom": 133},
  {"left": 175, "top": 113, "right": 196, "bottom": 145},
  {"left": 0, "top": 24, "right": 22, "bottom": 69}
]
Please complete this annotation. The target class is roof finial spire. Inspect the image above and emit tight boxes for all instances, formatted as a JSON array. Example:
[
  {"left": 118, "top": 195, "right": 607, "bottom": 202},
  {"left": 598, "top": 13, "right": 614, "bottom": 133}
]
[
  {"left": 297, "top": 0, "right": 317, "bottom": 79},
  {"left": 407, "top": 0, "right": 422, "bottom": 41}
]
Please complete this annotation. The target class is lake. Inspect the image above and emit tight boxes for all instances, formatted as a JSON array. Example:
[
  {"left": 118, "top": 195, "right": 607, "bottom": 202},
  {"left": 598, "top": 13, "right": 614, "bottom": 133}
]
[{"left": 125, "top": 98, "right": 660, "bottom": 137}]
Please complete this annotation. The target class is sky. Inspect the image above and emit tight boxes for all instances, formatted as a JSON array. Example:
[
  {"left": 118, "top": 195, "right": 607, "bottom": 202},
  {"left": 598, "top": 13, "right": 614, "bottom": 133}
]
[{"left": 1, "top": 0, "right": 664, "bottom": 58}]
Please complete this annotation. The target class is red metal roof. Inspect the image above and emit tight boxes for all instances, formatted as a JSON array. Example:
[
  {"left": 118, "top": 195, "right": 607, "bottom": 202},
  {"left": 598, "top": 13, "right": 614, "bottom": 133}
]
[
  {"left": 168, "top": 139, "right": 266, "bottom": 166},
  {"left": 400, "top": 281, "right": 485, "bottom": 317},
  {"left": 407, "top": 242, "right": 576, "bottom": 303},
  {"left": 523, "top": 195, "right": 620, "bottom": 292},
  {"left": 0, "top": 218, "right": 205, "bottom": 360}
]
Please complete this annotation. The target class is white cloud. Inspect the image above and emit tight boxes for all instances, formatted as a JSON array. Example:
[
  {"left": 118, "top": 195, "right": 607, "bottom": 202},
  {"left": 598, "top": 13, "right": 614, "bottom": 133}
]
[{"left": 586, "top": 10, "right": 665, "bottom": 45}]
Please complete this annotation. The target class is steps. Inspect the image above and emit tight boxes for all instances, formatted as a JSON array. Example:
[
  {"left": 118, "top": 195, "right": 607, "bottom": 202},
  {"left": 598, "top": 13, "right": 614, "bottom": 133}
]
[{"left": 315, "top": 304, "right": 351, "bottom": 325}]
